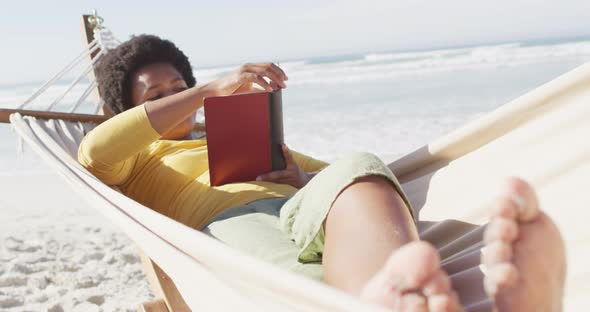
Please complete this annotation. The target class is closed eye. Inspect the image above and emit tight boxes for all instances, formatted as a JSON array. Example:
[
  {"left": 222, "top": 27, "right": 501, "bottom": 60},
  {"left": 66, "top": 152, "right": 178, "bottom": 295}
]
[
  {"left": 145, "top": 87, "right": 187, "bottom": 102},
  {"left": 146, "top": 94, "right": 163, "bottom": 102}
]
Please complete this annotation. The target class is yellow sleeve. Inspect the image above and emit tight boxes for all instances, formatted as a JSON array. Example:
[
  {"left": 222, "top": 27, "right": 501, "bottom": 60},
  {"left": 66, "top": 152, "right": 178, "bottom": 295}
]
[
  {"left": 78, "top": 104, "right": 161, "bottom": 186},
  {"left": 290, "top": 150, "right": 329, "bottom": 172}
]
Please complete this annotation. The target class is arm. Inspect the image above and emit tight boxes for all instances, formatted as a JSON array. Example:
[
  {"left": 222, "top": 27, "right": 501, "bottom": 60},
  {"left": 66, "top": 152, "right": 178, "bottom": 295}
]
[
  {"left": 78, "top": 104, "right": 160, "bottom": 185},
  {"left": 79, "top": 63, "right": 288, "bottom": 185},
  {"left": 146, "top": 63, "right": 288, "bottom": 136}
]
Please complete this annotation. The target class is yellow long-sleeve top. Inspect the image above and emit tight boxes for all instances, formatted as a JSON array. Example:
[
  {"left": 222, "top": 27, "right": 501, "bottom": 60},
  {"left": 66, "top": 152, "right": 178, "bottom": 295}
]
[{"left": 78, "top": 104, "right": 328, "bottom": 230}]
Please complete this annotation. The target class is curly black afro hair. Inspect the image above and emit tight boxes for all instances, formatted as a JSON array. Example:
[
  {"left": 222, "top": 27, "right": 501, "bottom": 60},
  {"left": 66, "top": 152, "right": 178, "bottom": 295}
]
[{"left": 95, "top": 34, "right": 196, "bottom": 114}]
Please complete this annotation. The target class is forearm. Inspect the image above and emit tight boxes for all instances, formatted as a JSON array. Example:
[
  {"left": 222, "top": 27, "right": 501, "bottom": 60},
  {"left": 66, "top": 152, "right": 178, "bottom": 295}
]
[
  {"left": 144, "top": 82, "right": 219, "bottom": 135},
  {"left": 144, "top": 62, "right": 287, "bottom": 136}
]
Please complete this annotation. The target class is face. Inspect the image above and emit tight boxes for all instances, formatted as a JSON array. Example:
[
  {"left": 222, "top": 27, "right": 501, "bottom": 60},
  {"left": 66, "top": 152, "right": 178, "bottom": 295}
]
[{"left": 130, "top": 62, "right": 195, "bottom": 140}]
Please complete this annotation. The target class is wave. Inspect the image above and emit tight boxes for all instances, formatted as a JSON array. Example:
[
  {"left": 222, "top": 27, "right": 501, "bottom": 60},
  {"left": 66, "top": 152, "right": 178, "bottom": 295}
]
[
  {"left": 278, "top": 40, "right": 590, "bottom": 85},
  {"left": 362, "top": 44, "right": 514, "bottom": 63},
  {"left": 3, "top": 39, "right": 590, "bottom": 109},
  {"left": 188, "top": 40, "right": 590, "bottom": 86}
]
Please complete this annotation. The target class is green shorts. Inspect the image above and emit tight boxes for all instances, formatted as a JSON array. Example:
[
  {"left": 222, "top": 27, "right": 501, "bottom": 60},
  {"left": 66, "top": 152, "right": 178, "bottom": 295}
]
[{"left": 203, "top": 152, "right": 414, "bottom": 280}]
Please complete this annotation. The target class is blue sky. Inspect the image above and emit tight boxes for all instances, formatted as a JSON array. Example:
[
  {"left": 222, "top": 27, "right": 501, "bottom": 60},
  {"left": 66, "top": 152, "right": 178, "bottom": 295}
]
[{"left": 1, "top": 0, "right": 590, "bottom": 84}]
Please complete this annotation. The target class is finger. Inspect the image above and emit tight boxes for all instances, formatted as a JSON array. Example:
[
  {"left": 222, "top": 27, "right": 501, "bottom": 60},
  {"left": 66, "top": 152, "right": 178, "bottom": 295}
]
[
  {"left": 245, "top": 73, "right": 273, "bottom": 92},
  {"left": 262, "top": 68, "right": 285, "bottom": 89},
  {"left": 271, "top": 63, "right": 288, "bottom": 81},
  {"left": 282, "top": 144, "right": 296, "bottom": 167},
  {"left": 256, "top": 170, "right": 292, "bottom": 182},
  {"left": 269, "top": 81, "right": 280, "bottom": 90},
  {"left": 267, "top": 63, "right": 288, "bottom": 85},
  {"left": 256, "top": 62, "right": 287, "bottom": 82},
  {"left": 273, "top": 178, "right": 297, "bottom": 187},
  {"left": 252, "top": 64, "right": 286, "bottom": 89},
  {"left": 233, "top": 82, "right": 261, "bottom": 94}
]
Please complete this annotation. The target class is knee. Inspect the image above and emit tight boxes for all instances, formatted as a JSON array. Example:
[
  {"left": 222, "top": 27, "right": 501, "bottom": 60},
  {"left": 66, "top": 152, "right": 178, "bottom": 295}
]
[
  {"left": 329, "top": 152, "right": 397, "bottom": 195},
  {"left": 329, "top": 173, "right": 414, "bottom": 229},
  {"left": 350, "top": 175, "right": 394, "bottom": 189}
]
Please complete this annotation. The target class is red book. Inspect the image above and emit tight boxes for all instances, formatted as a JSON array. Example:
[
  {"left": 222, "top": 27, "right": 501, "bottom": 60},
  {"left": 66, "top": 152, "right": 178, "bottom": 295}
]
[{"left": 204, "top": 89, "right": 285, "bottom": 186}]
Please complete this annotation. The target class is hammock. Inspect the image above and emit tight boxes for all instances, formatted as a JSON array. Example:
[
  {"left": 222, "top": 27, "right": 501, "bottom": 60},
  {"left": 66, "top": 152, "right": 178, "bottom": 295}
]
[{"left": 4, "top": 12, "right": 589, "bottom": 311}]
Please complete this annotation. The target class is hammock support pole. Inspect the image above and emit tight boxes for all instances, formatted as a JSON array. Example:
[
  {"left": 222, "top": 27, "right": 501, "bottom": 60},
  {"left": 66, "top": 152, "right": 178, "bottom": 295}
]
[
  {"left": 0, "top": 108, "right": 109, "bottom": 124},
  {"left": 0, "top": 108, "right": 208, "bottom": 132}
]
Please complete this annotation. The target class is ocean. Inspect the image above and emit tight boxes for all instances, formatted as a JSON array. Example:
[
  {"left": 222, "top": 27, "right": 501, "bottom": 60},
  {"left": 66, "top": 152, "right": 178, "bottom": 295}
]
[{"left": 2, "top": 38, "right": 590, "bottom": 171}]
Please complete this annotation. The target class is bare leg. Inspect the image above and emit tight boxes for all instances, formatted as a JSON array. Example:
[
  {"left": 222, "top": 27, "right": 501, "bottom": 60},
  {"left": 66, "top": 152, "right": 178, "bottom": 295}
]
[
  {"left": 324, "top": 176, "right": 461, "bottom": 311},
  {"left": 323, "top": 176, "right": 418, "bottom": 292},
  {"left": 482, "top": 177, "right": 566, "bottom": 312}
]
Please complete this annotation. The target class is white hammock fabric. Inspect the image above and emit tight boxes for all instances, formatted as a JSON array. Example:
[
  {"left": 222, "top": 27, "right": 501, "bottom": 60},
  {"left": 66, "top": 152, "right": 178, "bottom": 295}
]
[
  {"left": 9, "top": 57, "right": 590, "bottom": 310},
  {"left": 9, "top": 119, "right": 384, "bottom": 311}
]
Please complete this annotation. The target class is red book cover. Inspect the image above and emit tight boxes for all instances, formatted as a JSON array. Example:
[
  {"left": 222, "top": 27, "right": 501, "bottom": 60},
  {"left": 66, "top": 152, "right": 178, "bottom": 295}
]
[{"left": 204, "top": 90, "right": 285, "bottom": 186}]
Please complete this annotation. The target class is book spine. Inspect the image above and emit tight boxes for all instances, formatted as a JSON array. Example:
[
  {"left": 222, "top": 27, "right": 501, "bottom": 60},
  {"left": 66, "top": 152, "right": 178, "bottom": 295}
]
[{"left": 269, "top": 89, "right": 286, "bottom": 170}]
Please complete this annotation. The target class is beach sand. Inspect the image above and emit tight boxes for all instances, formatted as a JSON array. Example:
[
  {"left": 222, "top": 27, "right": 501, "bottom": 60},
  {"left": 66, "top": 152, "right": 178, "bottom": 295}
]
[{"left": 0, "top": 171, "right": 152, "bottom": 311}]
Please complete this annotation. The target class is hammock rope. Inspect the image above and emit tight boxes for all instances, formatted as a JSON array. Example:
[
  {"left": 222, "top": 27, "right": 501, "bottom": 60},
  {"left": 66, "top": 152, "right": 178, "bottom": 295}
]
[
  {"left": 93, "top": 98, "right": 106, "bottom": 115},
  {"left": 69, "top": 80, "right": 98, "bottom": 113},
  {"left": 45, "top": 50, "right": 105, "bottom": 111},
  {"left": 17, "top": 40, "right": 99, "bottom": 110},
  {"left": 17, "top": 23, "right": 120, "bottom": 114}
]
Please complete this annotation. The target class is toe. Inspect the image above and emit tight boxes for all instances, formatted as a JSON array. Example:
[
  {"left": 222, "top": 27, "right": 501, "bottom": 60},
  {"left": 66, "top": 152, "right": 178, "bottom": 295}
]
[
  {"left": 428, "top": 292, "right": 462, "bottom": 312},
  {"left": 481, "top": 241, "right": 512, "bottom": 265},
  {"left": 504, "top": 177, "right": 540, "bottom": 222},
  {"left": 423, "top": 270, "right": 451, "bottom": 296},
  {"left": 399, "top": 292, "right": 428, "bottom": 312},
  {"left": 361, "top": 241, "right": 441, "bottom": 309},
  {"left": 382, "top": 241, "right": 440, "bottom": 292},
  {"left": 484, "top": 218, "right": 519, "bottom": 243},
  {"left": 490, "top": 196, "right": 518, "bottom": 219},
  {"left": 484, "top": 263, "right": 519, "bottom": 296}
]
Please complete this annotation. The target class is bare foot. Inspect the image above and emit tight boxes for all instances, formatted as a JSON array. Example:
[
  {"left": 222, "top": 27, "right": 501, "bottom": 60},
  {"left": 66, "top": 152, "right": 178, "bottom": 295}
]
[
  {"left": 361, "top": 241, "right": 462, "bottom": 311},
  {"left": 482, "top": 177, "right": 566, "bottom": 312}
]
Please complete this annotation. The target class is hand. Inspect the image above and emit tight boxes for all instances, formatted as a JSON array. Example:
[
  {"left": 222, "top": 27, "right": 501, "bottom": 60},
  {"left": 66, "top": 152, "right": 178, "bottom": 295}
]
[
  {"left": 212, "top": 62, "right": 288, "bottom": 96},
  {"left": 256, "top": 144, "right": 311, "bottom": 189}
]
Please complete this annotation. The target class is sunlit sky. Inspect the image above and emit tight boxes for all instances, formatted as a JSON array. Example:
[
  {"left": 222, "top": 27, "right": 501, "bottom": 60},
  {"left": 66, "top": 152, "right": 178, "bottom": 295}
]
[{"left": 1, "top": 0, "right": 590, "bottom": 84}]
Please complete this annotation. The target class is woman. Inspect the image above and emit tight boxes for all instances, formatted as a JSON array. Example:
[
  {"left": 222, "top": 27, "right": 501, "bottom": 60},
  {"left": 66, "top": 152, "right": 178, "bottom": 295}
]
[{"left": 79, "top": 35, "right": 566, "bottom": 311}]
